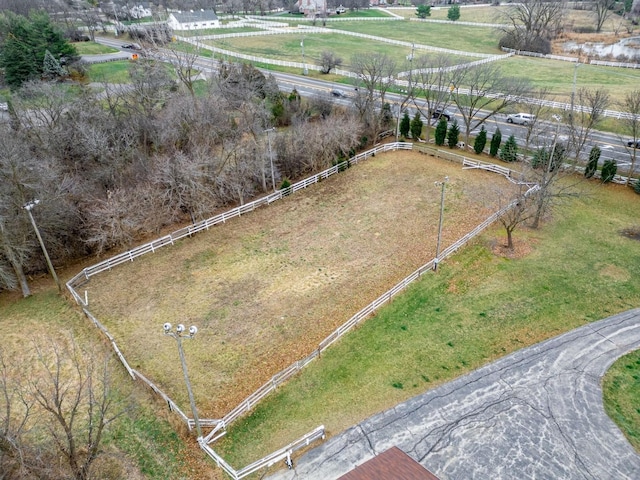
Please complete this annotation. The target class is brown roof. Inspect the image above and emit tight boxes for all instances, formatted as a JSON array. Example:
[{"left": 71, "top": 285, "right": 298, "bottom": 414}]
[{"left": 337, "top": 446, "right": 439, "bottom": 480}]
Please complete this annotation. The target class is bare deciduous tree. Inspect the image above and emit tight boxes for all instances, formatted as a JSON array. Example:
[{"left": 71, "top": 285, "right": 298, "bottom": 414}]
[
  {"left": 448, "top": 63, "right": 530, "bottom": 147},
  {"left": 319, "top": 50, "right": 342, "bottom": 74},
  {"left": 495, "top": 182, "right": 535, "bottom": 249},
  {"left": 351, "top": 53, "right": 397, "bottom": 143},
  {"left": 593, "top": 0, "right": 618, "bottom": 32},
  {"left": 1, "top": 337, "right": 126, "bottom": 480},
  {"left": 498, "top": 0, "right": 566, "bottom": 51},
  {"left": 410, "top": 54, "right": 453, "bottom": 142},
  {"left": 566, "top": 87, "right": 610, "bottom": 163}
]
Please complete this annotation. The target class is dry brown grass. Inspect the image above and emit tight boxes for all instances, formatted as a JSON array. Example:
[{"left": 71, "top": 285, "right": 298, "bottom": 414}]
[{"left": 83, "top": 151, "right": 511, "bottom": 418}]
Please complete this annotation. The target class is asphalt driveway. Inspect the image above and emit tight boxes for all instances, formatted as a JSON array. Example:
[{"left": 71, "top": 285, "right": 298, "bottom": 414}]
[{"left": 267, "top": 308, "right": 640, "bottom": 480}]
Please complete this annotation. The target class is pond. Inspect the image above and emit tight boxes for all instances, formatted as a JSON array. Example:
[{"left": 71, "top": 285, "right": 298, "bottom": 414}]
[{"left": 563, "top": 36, "right": 640, "bottom": 61}]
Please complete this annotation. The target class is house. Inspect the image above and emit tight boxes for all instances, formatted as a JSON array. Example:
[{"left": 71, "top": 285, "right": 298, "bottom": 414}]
[
  {"left": 167, "top": 10, "right": 220, "bottom": 30},
  {"left": 294, "top": 0, "right": 328, "bottom": 16}
]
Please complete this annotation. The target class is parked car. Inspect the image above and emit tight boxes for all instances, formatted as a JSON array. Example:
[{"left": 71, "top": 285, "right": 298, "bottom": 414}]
[
  {"left": 331, "top": 89, "right": 347, "bottom": 98},
  {"left": 122, "top": 43, "right": 141, "bottom": 50},
  {"left": 507, "top": 113, "right": 535, "bottom": 125},
  {"left": 431, "top": 108, "right": 453, "bottom": 121},
  {"left": 627, "top": 139, "right": 640, "bottom": 149}
]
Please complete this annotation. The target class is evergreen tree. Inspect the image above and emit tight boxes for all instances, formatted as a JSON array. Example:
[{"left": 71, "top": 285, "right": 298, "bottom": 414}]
[
  {"left": 447, "top": 119, "right": 460, "bottom": 149},
  {"left": 601, "top": 160, "right": 617, "bottom": 183},
  {"left": 400, "top": 111, "right": 411, "bottom": 138},
  {"left": 0, "top": 11, "right": 78, "bottom": 88},
  {"left": 489, "top": 128, "right": 502, "bottom": 157},
  {"left": 447, "top": 5, "right": 461, "bottom": 21},
  {"left": 585, "top": 146, "right": 600, "bottom": 178},
  {"left": 410, "top": 111, "right": 424, "bottom": 140},
  {"left": 634, "top": 179, "right": 640, "bottom": 194},
  {"left": 434, "top": 117, "right": 447, "bottom": 146},
  {"left": 500, "top": 134, "right": 518, "bottom": 162},
  {"left": 473, "top": 125, "right": 487, "bottom": 154},
  {"left": 416, "top": 4, "right": 431, "bottom": 18},
  {"left": 43, "top": 50, "right": 66, "bottom": 80}
]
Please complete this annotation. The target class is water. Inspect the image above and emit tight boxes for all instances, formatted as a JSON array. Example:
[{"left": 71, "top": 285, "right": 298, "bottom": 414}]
[{"left": 563, "top": 36, "right": 640, "bottom": 61}]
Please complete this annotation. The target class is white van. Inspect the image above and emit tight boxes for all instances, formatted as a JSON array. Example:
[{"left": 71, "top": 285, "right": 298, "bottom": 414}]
[{"left": 507, "top": 113, "right": 535, "bottom": 125}]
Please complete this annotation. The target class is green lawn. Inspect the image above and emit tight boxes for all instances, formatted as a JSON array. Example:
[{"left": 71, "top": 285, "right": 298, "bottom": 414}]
[
  {"left": 215, "top": 179, "right": 640, "bottom": 468},
  {"left": 73, "top": 41, "right": 119, "bottom": 55},
  {"left": 603, "top": 349, "right": 640, "bottom": 451},
  {"left": 87, "top": 60, "right": 136, "bottom": 83},
  {"left": 328, "top": 20, "right": 501, "bottom": 54},
  {"left": 210, "top": 32, "right": 477, "bottom": 67}
]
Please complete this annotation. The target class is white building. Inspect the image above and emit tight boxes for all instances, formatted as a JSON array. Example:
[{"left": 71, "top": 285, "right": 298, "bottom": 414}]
[{"left": 167, "top": 10, "right": 220, "bottom": 30}]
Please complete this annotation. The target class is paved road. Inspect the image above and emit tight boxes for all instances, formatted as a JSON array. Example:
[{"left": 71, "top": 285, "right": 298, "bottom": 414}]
[{"left": 267, "top": 309, "right": 640, "bottom": 480}]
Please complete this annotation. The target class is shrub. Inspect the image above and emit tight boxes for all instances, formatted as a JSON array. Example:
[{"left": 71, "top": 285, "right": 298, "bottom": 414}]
[
  {"left": 410, "top": 112, "right": 424, "bottom": 140},
  {"left": 473, "top": 125, "right": 487, "bottom": 154},
  {"left": 416, "top": 4, "right": 431, "bottom": 18},
  {"left": 498, "top": 32, "right": 551, "bottom": 55},
  {"left": 601, "top": 160, "right": 617, "bottom": 183},
  {"left": 634, "top": 179, "right": 640, "bottom": 194},
  {"left": 434, "top": 117, "right": 447, "bottom": 146},
  {"left": 446, "top": 119, "right": 460, "bottom": 149},
  {"left": 500, "top": 134, "right": 518, "bottom": 162},
  {"left": 489, "top": 128, "right": 502, "bottom": 157},
  {"left": 280, "top": 178, "right": 292, "bottom": 195},
  {"left": 585, "top": 146, "right": 600, "bottom": 178}
]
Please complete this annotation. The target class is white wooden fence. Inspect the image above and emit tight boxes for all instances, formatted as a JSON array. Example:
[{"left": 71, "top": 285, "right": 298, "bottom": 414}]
[{"left": 66, "top": 140, "right": 534, "bottom": 478}]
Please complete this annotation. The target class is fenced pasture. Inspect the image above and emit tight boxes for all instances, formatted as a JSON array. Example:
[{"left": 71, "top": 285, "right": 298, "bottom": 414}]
[
  {"left": 208, "top": 31, "right": 480, "bottom": 68},
  {"left": 327, "top": 20, "right": 501, "bottom": 54},
  {"left": 80, "top": 151, "right": 509, "bottom": 420}
]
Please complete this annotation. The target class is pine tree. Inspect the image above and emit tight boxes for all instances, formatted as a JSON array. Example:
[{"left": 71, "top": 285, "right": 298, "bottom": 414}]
[
  {"left": 585, "top": 146, "right": 600, "bottom": 178},
  {"left": 410, "top": 111, "right": 424, "bottom": 140},
  {"left": 447, "top": 119, "right": 460, "bottom": 149},
  {"left": 43, "top": 50, "right": 65, "bottom": 79},
  {"left": 447, "top": 5, "right": 461, "bottom": 21},
  {"left": 400, "top": 111, "right": 411, "bottom": 138},
  {"left": 489, "top": 128, "right": 502, "bottom": 157},
  {"left": 500, "top": 134, "right": 518, "bottom": 162},
  {"left": 434, "top": 117, "right": 447, "bottom": 146},
  {"left": 601, "top": 160, "right": 617, "bottom": 183},
  {"left": 473, "top": 125, "right": 487, "bottom": 154}
]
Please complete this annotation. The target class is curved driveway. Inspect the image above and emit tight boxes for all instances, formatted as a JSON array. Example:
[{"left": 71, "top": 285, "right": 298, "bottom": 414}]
[{"left": 267, "top": 309, "right": 640, "bottom": 479}]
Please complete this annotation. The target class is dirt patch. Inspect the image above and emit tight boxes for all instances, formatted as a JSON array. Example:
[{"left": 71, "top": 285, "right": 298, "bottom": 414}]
[
  {"left": 621, "top": 226, "right": 640, "bottom": 241},
  {"left": 490, "top": 236, "right": 535, "bottom": 260},
  {"left": 82, "top": 151, "right": 510, "bottom": 418}
]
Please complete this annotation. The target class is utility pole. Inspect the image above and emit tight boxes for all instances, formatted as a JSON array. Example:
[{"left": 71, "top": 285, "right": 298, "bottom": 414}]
[
  {"left": 24, "top": 200, "right": 62, "bottom": 293},
  {"left": 433, "top": 177, "right": 448, "bottom": 271},
  {"left": 265, "top": 128, "right": 276, "bottom": 191}
]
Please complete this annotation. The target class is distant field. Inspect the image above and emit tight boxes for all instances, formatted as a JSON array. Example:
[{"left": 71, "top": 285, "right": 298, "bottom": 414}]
[
  {"left": 328, "top": 20, "right": 501, "bottom": 54},
  {"left": 209, "top": 31, "right": 479, "bottom": 68},
  {"left": 496, "top": 56, "right": 640, "bottom": 103},
  {"left": 83, "top": 151, "right": 506, "bottom": 418},
  {"left": 388, "top": 5, "right": 508, "bottom": 22}
]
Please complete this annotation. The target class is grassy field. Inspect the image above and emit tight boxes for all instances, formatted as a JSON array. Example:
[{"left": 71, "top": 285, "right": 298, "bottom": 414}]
[
  {"left": 603, "top": 349, "right": 640, "bottom": 451},
  {"left": 73, "top": 41, "right": 119, "bottom": 55},
  {"left": 328, "top": 20, "right": 500, "bottom": 54},
  {"left": 211, "top": 175, "right": 640, "bottom": 471},
  {"left": 81, "top": 152, "right": 504, "bottom": 417},
  {"left": 209, "top": 32, "right": 478, "bottom": 68},
  {"left": 87, "top": 60, "right": 137, "bottom": 83}
]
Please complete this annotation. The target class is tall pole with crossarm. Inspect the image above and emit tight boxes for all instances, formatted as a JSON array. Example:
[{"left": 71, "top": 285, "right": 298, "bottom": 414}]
[
  {"left": 433, "top": 177, "right": 448, "bottom": 271},
  {"left": 163, "top": 323, "right": 202, "bottom": 439},
  {"left": 24, "top": 199, "right": 62, "bottom": 292}
]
